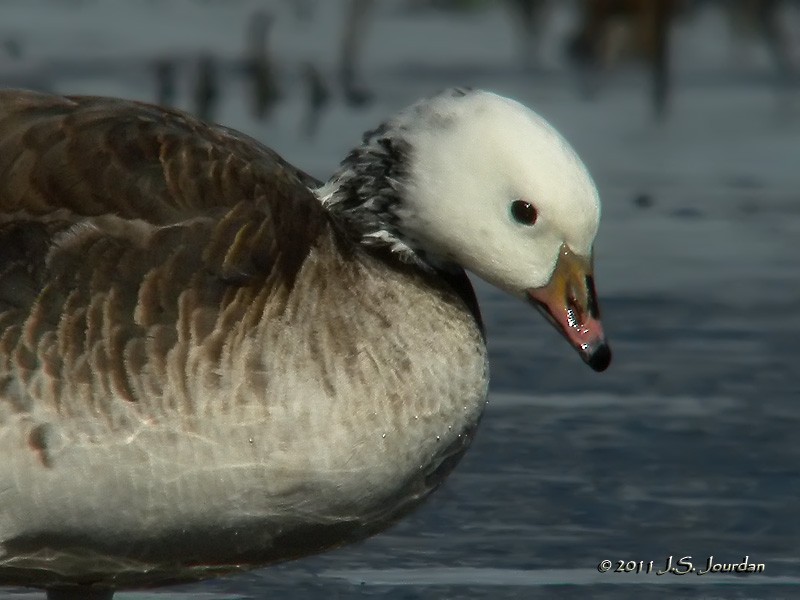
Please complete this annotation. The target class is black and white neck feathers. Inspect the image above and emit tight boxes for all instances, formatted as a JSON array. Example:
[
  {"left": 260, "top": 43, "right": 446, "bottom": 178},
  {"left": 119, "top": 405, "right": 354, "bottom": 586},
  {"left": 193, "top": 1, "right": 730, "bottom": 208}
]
[
  {"left": 317, "top": 122, "right": 414, "bottom": 256},
  {"left": 316, "top": 88, "right": 475, "bottom": 269}
]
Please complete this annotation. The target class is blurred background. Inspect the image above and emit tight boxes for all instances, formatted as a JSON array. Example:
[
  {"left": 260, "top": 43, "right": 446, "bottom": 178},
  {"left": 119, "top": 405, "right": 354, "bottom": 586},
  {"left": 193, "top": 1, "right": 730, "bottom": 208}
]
[{"left": 1, "top": 1, "right": 799, "bottom": 599}]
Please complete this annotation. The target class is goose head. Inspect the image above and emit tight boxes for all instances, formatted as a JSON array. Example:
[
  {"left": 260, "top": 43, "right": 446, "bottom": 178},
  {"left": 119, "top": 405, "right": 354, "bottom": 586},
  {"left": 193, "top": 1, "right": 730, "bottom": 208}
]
[{"left": 320, "top": 88, "right": 611, "bottom": 372}]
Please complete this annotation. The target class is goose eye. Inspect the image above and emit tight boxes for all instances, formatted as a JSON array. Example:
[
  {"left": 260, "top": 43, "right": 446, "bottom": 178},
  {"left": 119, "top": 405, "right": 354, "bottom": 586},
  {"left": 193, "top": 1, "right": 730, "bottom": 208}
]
[{"left": 510, "top": 200, "right": 538, "bottom": 226}]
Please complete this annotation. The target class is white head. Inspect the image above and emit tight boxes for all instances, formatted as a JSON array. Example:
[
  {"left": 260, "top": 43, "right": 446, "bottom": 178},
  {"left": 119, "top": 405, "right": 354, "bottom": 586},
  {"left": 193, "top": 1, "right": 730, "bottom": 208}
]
[{"left": 320, "top": 89, "right": 610, "bottom": 371}]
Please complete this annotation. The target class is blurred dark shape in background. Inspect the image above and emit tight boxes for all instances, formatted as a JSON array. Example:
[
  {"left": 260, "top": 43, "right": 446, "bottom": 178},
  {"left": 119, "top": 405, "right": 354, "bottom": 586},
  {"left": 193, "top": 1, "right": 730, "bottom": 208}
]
[
  {"left": 153, "top": 58, "right": 176, "bottom": 108},
  {"left": 245, "top": 10, "right": 280, "bottom": 120},
  {"left": 724, "top": 0, "right": 799, "bottom": 92},
  {"left": 283, "top": 0, "right": 316, "bottom": 22},
  {"left": 567, "top": 0, "right": 677, "bottom": 120},
  {"left": 633, "top": 192, "right": 655, "bottom": 209},
  {"left": 340, "top": 0, "right": 375, "bottom": 107},
  {"left": 1, "top": 37, "right": 22, "bottom": 60},
  {"left": 194, "top": 53, "right": 219, "bottom": 122},
  {"left": 505, "top": 0, "right": 551, "bottom": 70},
  {"left": 301, "top": 62, "right": 331, "bottom": 139}
]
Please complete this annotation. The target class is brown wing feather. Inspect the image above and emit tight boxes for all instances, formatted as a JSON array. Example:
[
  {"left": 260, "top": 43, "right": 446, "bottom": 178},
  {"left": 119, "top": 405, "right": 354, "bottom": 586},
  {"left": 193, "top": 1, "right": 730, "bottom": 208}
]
[
  {"left": 0, "top": 89, "right": 323, "bottom": 221},
  {"left": 0, "top": 89, "right": 330, "bottom": 295},
  {"left": 0, "top": 89, "right": 333, "bottom": 415}
]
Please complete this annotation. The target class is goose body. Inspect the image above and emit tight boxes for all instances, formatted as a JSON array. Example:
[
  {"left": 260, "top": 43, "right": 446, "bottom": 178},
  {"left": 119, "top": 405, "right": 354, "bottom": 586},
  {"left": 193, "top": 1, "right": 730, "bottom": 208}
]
[{"left": 0, "top": 88, "right": 609, "bottom": 597}]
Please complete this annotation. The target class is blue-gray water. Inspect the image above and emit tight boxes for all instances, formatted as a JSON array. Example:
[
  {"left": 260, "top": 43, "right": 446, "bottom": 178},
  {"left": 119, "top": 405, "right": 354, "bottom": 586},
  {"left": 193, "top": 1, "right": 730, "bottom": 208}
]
[{"left": 1, "top": 1, "right": 799, "bottom": 598}]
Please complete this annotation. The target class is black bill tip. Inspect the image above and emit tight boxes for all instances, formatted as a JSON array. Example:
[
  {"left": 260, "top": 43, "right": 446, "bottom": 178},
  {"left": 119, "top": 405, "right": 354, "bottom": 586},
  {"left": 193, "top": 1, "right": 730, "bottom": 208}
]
[{"left": 585, "top": 342, "right": 612, "bottom": 372}]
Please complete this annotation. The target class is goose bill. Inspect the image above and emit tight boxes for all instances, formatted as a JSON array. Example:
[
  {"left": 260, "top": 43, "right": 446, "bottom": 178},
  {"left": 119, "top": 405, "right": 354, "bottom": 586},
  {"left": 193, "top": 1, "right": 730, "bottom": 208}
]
[{"left": 526, "top": 245, "right": 611, "bottom": 372}]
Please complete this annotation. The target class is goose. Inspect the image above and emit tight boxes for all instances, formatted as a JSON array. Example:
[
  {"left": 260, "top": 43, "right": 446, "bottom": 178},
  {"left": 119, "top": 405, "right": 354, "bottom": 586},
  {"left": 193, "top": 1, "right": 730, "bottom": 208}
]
[{"left": 0, "top": 87, "right": 610, "bottom": 600}]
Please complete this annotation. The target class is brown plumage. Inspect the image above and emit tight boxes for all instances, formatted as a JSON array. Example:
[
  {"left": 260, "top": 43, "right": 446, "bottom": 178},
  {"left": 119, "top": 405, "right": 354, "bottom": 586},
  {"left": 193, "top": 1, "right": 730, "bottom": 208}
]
[
  {"left": 0, "top": 90, "right": 337, "bottom": 421},
  {"left": 0, "top": 90, "right": 488, "bottom": 598}
]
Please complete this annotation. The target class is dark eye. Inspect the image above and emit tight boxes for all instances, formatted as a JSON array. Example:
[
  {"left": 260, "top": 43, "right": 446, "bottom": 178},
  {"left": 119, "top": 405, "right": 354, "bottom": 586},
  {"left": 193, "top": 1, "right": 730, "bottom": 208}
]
[{"left": 510, "top": 200, "right": 538, "bottom": 226}]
